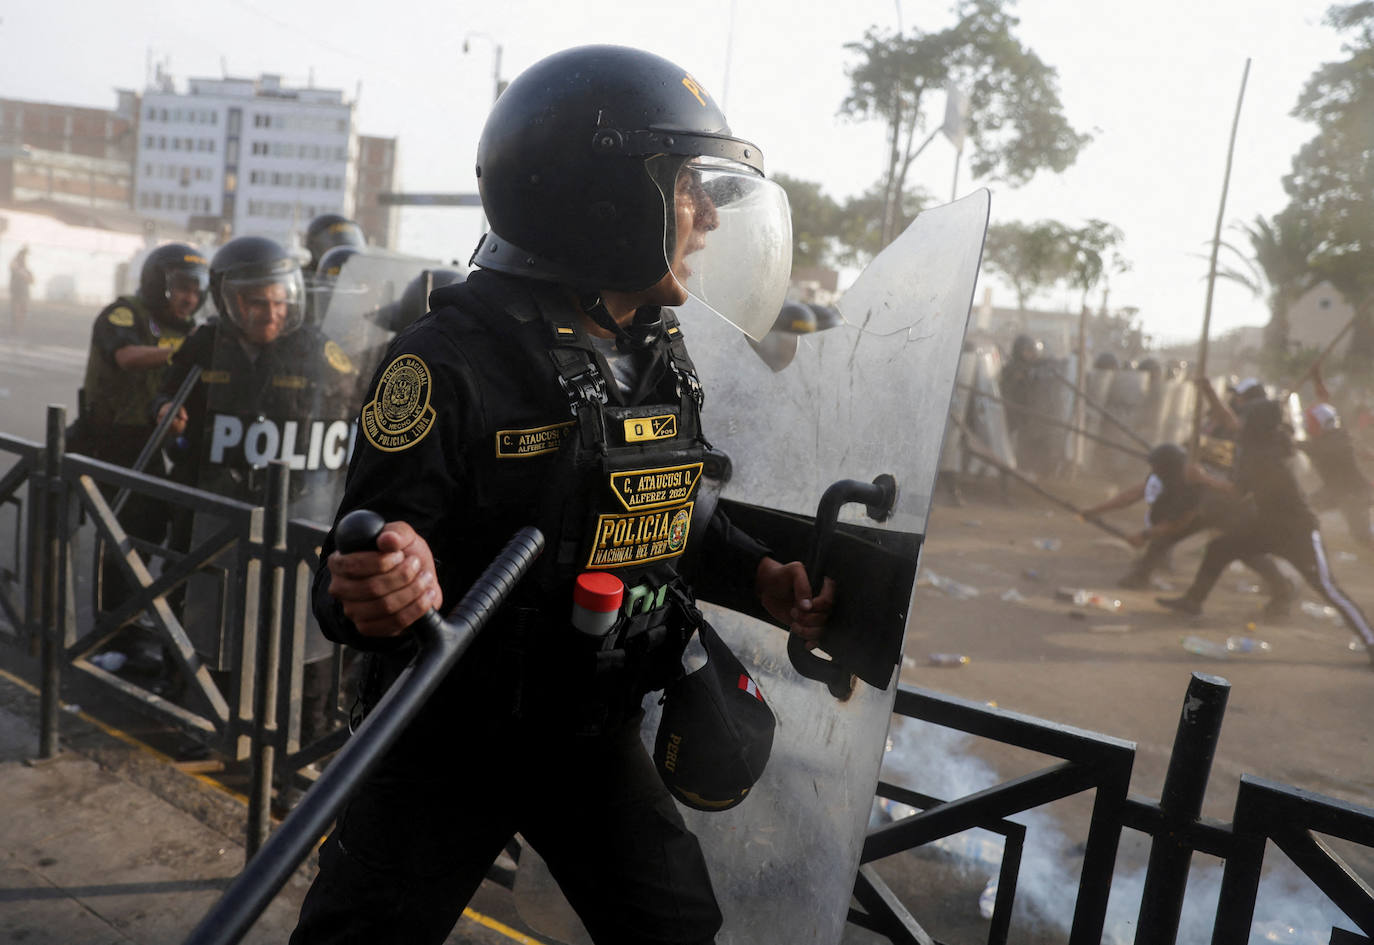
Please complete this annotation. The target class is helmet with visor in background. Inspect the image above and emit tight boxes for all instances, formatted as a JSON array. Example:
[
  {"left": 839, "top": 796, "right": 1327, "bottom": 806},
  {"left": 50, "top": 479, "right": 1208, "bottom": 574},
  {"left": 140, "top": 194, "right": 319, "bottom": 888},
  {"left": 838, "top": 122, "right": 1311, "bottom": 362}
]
[
  {"left": 304, "top": 213, "right": 366, "bottom": 274},
  {"left": 139, "top": 242, "right": 209, "bottom": 325}
]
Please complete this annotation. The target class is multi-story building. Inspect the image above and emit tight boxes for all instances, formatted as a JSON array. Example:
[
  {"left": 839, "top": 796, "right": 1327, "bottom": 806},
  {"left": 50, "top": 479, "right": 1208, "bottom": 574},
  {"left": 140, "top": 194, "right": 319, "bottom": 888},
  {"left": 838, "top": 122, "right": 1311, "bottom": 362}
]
[
  {"left": 0, "top": 93, "right": 139, "bottom": 212},
  {"left": 134, "top": 74, "right": 356, "bottom": 247},
  {"left": 353, "top": 135, "right": 398, "bottom": 250}
]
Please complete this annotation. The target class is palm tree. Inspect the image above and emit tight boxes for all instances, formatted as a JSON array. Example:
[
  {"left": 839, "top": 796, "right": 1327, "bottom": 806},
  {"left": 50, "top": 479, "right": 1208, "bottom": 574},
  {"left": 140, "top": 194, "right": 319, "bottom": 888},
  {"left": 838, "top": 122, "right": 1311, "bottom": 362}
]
[{"left": 1215, "top": 212, "right": 1316, "bottom": 361}]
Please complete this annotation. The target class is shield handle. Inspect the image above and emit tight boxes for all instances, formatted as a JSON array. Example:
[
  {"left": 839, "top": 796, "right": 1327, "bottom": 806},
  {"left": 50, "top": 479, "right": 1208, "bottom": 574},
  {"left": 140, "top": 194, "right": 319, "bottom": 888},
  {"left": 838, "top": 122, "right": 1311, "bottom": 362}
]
[{"left": 787, "top": 474, "right": 898, "bottom": 701}]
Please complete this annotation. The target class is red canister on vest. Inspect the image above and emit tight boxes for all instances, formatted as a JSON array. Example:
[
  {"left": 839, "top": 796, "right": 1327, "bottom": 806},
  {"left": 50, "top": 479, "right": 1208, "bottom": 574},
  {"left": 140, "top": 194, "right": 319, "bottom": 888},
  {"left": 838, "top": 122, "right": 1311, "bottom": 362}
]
[{"left": 571, "top": 572, "right": 624, "bottom": 636}]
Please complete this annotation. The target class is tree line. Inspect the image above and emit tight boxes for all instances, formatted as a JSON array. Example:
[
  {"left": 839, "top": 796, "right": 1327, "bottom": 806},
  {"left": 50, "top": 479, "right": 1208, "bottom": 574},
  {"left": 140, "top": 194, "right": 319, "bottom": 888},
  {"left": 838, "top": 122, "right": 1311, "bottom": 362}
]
[{"left": 783, "top": 0, "right": 1373, "bottom": 375}]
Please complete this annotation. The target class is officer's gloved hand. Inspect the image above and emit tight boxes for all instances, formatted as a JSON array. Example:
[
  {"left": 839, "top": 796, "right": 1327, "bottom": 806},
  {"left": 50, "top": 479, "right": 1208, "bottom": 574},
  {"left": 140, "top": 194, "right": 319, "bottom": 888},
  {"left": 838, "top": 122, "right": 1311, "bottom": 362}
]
[
  {"left": 326, "top": 520, "right": 442, "bottom": 638},
  {"left": 755, "top": 557, "right": 835, "bottom": 647}
]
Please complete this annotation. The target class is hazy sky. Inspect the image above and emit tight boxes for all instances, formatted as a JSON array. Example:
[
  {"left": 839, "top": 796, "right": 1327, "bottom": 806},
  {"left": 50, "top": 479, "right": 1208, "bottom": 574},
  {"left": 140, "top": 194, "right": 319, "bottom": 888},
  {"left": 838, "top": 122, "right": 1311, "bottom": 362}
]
[{"left": 2, "top": 1, "right": 1349, "bottom": 346}]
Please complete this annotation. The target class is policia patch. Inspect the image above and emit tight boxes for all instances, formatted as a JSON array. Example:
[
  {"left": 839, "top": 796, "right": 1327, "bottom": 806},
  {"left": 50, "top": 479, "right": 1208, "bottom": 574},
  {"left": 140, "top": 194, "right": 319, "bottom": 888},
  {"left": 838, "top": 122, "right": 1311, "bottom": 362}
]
[
  {"left": 361, "top": 354, "right": 437, "bottom": 452},
  {"left": 587, "top": 463, "right": 703, "bottom": 568}
]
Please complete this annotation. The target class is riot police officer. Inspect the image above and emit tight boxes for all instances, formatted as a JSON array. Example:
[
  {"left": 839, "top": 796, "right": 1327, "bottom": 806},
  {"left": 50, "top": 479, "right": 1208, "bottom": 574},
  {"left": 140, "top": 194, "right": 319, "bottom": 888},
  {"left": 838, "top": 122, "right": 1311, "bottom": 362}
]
[
  {"left": 79, "top": 243, "right": 207, "bottom": 636},
  {"left": 290, "top": 45, "right": 833, "bottom": 945},
  {"left": 1000, "top": 333, "right": 1058, "bottom": 477},
  {"left": 154, "top": 236, "right": 358, "bottom": 736},
  {"left": 302, "top": 213, "right": 365, "bottom": 278}
]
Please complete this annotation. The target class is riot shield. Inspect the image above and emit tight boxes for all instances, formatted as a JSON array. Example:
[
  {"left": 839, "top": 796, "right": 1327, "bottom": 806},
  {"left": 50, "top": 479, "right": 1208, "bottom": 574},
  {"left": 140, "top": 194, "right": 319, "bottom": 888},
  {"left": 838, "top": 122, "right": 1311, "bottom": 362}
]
[
  {"left": 514, "top": 190, "right": 989, "bottom": 944},
  {"left": 967, "top": 346, "right": 1016, "bottom": 477}
]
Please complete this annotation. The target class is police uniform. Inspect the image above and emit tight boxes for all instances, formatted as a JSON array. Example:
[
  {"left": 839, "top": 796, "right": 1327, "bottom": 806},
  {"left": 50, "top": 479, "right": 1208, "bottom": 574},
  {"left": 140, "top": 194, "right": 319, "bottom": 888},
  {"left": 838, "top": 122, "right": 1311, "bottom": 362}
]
[
  {"left": 155, "top": 317, "right": 357, "bottom": 673},
  {"left": 1163, "top": 407, "right": 1374, "bottom": 657},
  {"left": 81, "top": 294, "right": 191, "bottom": 611},
  {"left": 291, "top": 270, "right": 774, "bottom": 945},
  {"left": 157, "top": 317, "right": 357, "bottom": 503}
]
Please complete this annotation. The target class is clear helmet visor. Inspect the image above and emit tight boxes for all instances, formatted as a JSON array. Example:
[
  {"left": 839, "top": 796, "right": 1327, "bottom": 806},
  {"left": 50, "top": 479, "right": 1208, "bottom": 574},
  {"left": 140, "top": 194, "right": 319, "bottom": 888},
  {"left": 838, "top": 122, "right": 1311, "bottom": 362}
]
[
  {"left": 164, "top": 268, "right": 209, "bottom": 319},
  {"left": 650, "top": 156, "right": 792, "bottom": 341},
  {"left": 222, "top": 269, "right": 305, "bottom": 345}
]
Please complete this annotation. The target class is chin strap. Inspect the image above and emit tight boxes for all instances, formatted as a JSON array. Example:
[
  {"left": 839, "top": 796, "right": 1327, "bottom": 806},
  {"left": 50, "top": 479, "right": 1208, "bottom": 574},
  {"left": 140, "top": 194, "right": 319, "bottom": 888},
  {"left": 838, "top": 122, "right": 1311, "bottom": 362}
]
[{"left": 577, "top": 292, "right": 665, "bottom": 352}]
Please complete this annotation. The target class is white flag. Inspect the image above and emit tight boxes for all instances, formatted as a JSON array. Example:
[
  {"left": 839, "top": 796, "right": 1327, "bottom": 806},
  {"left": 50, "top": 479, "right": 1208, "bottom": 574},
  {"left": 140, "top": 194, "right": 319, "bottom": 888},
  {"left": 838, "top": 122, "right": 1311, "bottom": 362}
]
[{"left": 942, "top": 84, "right": 969, "bottom": 150}]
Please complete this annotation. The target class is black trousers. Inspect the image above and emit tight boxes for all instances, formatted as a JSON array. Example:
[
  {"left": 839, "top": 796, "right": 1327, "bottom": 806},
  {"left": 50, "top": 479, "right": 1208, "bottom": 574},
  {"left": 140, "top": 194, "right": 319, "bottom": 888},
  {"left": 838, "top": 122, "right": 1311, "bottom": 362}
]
[
  {"left": 1124, "top": 494, "right": 1289, "bottom": 599},
  {"left": 290, "top": 710, "right": 721, "bottom": 945},
  {"left": 1182, "top": 525, "right": 1374, "bottom": 650}
]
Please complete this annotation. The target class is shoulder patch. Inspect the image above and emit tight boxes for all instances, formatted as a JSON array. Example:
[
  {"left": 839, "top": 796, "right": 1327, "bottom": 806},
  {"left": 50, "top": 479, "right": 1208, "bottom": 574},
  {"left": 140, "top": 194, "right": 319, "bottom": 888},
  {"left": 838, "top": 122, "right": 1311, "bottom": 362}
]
[
  {"left": 324, "top": 340, "right": 355, "bottom": 374},
  {"left": 360, "top": 354, "right": 437, "bottom": 452},
  {"left": 107, "top": 307, "right": 136, "bottom": 328}
]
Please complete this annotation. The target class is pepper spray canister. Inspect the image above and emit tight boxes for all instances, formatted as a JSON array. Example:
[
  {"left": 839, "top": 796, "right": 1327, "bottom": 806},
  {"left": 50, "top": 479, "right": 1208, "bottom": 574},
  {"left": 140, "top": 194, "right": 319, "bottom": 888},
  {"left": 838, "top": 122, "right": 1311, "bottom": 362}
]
[{"left": 572, "top": 572, "right": 624, "bottom": 636}]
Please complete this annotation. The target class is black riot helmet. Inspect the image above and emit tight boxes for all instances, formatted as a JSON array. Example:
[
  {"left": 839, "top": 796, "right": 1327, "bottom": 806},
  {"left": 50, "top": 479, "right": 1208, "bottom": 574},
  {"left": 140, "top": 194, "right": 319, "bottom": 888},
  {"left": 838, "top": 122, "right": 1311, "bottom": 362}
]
[
  {"left": 210, "top": 236, "right": 306, "bottom": 345},
  {"left": 304, "top": 213, "right": 365, "bottom": 273},
  {"left": 1147, "top": 442, "right": 1187, "bottom": 481},
  {"left": 139, "top": 242, "right": 209, "bottom": 324},
  {"left": 1012, "top": 334, "right": 1043, "bottom": 362},
  {"left": 308, "top": 244, "right": 366, "bottom": 326},
  {"left": 473, "top": 44, "right": 792, "bottom": 341}
]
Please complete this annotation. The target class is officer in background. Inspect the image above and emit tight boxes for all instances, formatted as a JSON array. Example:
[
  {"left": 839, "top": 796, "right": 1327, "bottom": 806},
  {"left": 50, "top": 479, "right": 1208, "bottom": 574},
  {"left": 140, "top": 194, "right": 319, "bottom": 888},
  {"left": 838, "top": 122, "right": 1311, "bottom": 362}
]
[
  {"left": 1000, "top": 333, "right": 1057, "bottom": 477},
  {"left": 302, "top": 213, "right": 366, "bottom": 280},
  {"left": 155, "top": 236, "right": 358, "bottom": 740},
  {"left": 79, "top": 243, "right": 207, "bottom": 659},
  {"left": 290, "top": 45, "right": 833, "bottom": 945}
]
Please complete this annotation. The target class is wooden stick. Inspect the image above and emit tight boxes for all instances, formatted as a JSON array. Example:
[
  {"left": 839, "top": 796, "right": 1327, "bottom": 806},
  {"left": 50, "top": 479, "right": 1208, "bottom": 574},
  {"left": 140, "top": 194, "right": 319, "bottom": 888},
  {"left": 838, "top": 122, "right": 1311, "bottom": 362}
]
[
  {"left": 948, "top": 413, "right": 1133, "bottom": 542},
  {"left": 1043, "top": 369, "right": 1153, "bottom": 450},
  {"left": 1279, "top": 312, "right": 1360, "bottom": 400},
  {"left": 956, "top": 382, "right": 1150, "bottom": 459},
  {"left": 1189, "top": 58, "right": 1252, "bottom": 457}
]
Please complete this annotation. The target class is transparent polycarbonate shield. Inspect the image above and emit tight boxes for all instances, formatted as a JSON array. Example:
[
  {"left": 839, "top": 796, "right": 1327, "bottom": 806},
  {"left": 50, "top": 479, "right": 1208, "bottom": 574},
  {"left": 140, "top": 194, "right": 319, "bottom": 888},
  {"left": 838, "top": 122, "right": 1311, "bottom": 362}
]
[
  {"left": 312, "top": 249, "right": 444, "bottom": 383},
  {"left": 513, "top": 190, "right": 989, "bottom": 945}
]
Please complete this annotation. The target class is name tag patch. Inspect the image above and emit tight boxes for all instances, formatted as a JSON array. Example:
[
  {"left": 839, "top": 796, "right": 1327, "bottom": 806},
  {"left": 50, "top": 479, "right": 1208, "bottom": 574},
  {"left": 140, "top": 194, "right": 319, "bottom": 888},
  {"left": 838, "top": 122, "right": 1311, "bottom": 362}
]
[
  {"left": 495, "top": 421, "right": 574, "bottom": 458},
  {"left": 609, "top": 462, "right": 702, "bottom": 511}
]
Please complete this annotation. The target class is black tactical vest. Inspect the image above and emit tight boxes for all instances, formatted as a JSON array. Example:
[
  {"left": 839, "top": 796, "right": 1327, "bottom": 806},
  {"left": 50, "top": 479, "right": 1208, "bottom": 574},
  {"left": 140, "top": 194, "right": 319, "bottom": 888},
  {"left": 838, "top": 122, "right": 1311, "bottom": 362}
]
[{"left": 452, "top": 276, "right": 723, "bottom": 731}]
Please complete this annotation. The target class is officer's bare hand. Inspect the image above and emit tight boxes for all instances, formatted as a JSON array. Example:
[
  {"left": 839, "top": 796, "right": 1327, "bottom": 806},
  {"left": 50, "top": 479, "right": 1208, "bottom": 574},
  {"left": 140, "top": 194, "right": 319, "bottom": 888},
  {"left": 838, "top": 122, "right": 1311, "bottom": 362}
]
[
  {"left": 326, "top": 521, "right": 442, "bottom": 638},
  {"left": 755, "top": 557, "right": 835, "bottom": 644},
  {"left": 155, "top": 402, "right": 188, "bottom": 436}
]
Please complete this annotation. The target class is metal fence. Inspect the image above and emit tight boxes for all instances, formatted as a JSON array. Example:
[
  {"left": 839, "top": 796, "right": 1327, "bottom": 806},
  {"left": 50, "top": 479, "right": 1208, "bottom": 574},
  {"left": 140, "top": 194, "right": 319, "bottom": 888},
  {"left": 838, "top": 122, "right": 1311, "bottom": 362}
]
[
  {"left": 0, "top": 405, "right": 350, "bottom": 854},
  {"left": 854, "top": 675, "right": 1374, "bottom": 945}
]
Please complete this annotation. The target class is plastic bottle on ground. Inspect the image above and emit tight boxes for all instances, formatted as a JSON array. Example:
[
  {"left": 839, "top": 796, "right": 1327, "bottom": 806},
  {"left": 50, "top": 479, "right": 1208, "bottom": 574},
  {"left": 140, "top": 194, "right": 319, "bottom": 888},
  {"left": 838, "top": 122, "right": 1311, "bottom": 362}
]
[
  {"left": 1225, "top": 635, "right": 1272, "bottom": 654},
  {"left": 1181, "top": 635, "right": 1229, "bottom": 659}
]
